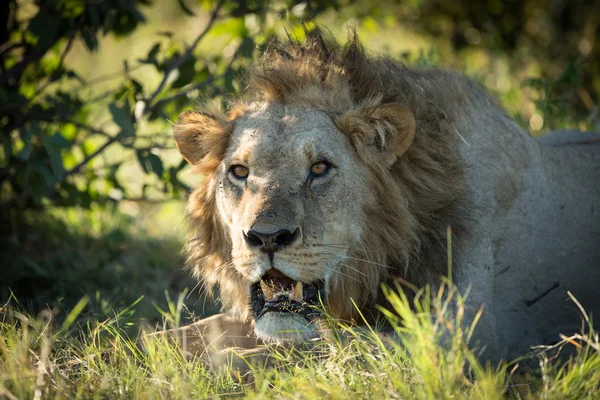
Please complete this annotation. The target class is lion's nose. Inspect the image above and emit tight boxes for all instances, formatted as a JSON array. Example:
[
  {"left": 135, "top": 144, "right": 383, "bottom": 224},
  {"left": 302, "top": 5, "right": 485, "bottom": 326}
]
[{"left": 244, "top": 228, "right": 300, "bottom": 253}]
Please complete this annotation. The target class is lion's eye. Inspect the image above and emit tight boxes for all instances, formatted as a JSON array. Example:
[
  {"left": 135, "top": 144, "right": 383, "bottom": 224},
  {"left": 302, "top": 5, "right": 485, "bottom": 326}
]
[
  {"left": 230, "top": 165, "right": 249, "bottom": 179},
  {"left": 310, "top": 161, "right": 330, "bottom": 178}
]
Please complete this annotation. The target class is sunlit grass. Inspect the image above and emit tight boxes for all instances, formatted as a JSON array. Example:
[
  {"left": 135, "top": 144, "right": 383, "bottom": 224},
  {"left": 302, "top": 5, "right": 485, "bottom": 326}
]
[{"left": 2, "top": 280, "right": 598, "bottom": 399}]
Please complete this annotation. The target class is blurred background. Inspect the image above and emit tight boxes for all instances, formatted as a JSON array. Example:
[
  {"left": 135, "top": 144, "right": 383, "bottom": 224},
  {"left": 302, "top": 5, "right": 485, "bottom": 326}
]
[{"left": 1, "top": 0, "right": 598, "bottom": 328}]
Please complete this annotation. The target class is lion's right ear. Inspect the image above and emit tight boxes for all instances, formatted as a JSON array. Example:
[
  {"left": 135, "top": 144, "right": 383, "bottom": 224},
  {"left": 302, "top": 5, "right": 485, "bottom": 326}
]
[
  {"left": 173, "top": 110, "right": 232, "bottom": 171},
  {"left": 336, "top": 103, "right": 416, "bottom": 168}
]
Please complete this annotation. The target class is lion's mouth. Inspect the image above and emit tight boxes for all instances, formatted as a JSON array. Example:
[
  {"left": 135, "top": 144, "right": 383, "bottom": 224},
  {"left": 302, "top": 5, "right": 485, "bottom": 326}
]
[{"left": 250, "top": 269, "right": 325, "bottom": 321}]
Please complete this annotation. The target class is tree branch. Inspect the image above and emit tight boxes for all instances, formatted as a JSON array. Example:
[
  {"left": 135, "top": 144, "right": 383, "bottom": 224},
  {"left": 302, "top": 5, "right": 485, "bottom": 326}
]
[
  {"left": 34, "top": 20, "right": 81, "bottom": 97},
  {"left": 147, "top": 40, "right": 243, "bottom": 114},
  {"left": 145, "top": 0, "right": 225, "bottom": 108},
  {"left": 0, "top": 128, "right": 122, "bottom": 209}
]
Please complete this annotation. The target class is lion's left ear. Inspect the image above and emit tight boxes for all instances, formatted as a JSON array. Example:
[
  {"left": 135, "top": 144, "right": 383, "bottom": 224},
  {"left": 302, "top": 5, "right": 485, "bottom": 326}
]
[{"left": 336, "top": 103, "right": 416, "bottom": 168}]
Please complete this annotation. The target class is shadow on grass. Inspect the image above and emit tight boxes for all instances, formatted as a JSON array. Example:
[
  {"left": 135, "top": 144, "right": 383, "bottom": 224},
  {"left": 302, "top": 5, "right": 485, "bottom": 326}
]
[{"left": 0, "top": 204, "right": 219, "bottom": 328}]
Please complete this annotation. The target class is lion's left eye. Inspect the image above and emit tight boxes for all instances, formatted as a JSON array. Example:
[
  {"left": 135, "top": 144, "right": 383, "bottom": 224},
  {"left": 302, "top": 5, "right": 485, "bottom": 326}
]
[{"left": 310, "top": 161, "right": 330, "bottom": 178}]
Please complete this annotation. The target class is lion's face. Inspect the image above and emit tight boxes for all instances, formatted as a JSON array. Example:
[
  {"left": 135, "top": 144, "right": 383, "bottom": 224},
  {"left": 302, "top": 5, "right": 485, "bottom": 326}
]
[
  {"left": 216, "top": 102, "right": 370, "bottom": 341},
  {"left": 174, "top": 69, "right": 416, "bottom": 343}
]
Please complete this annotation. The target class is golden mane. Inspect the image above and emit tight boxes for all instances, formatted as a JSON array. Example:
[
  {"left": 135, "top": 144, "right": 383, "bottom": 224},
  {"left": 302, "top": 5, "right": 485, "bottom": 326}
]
[{"left": 177, "top": 31, "right": 473, "bottom": 321}]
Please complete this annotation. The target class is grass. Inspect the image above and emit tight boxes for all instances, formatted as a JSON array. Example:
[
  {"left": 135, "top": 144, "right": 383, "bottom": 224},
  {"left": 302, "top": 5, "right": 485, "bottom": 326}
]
[
  {"left": 1, "top": 245, "right": 599, "bottom": 399},
  {"left": 0, "top": 203, "right": 218, "bottom": 329}
]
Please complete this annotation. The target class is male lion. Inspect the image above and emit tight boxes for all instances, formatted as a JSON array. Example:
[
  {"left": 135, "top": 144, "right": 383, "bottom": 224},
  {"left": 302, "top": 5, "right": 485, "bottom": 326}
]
[{"left": 170, "top": 31, "right": 600, "bottom": 363}]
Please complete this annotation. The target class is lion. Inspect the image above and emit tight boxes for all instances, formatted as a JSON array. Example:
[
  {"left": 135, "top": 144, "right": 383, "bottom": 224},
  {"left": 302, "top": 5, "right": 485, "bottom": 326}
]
[{"left": 169, "top": 31, "right": 600, "bottom": 364}]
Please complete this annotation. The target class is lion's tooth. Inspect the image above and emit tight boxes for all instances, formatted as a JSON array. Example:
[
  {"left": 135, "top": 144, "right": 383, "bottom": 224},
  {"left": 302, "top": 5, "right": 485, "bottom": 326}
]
[
  {"left": 293, "top": 281, "right": 303, "bottom": 301},
  {"left": 260, "top": 280, "right": 274, "bottom": 300}
]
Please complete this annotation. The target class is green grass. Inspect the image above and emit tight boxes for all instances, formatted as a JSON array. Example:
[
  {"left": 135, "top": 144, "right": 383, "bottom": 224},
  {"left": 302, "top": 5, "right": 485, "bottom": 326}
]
[
  {"left": 1, "top": 275, "right": 599, "bottom": 398},
  {"left": 0, "top": 203, "right": 218, "bottom": 328},
  {"left": 2, "top": 207, "right": 599, "bottom": 399}
]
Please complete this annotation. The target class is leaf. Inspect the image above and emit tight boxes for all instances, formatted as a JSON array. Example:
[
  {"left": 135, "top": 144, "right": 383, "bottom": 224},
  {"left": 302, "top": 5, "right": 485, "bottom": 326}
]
[
  {"left": 60, "top": 296, "right": 89, "bottom": 332},
  {"left": 48, "top": 132, "right": 72, "bottom": 149},
  {"left": 178, "top": 0, "right": 196, "bottom": 16},
  {"left": 130, "top": 79, "right": 144, "bottom": 96},
  {"left": 109, "top": 102, "right": 135, "bottom": 138},
  {"left": 521, "top": 77, "right": 544, "bottom": 91},
  {"left": 22, "top": 257, "right": 49, "bottom": 278},
  {"left": 138, "top": 42, "right": 161, "bottom": 68},
  {"left": 28, "top": 5, "right": 61, "bottom": 50},
  {"left": 171, "top": 56, "right": 196, "bottom": 89},
  {"left": 211, "top": 18, "right": 247, "bottom": 38},
  {"left": 38, "top": 163, "right": 56, "bottom": 186},
  {"left": 42, "top": 132, "right": 71, "bottom": 178},
  {"left": 147, "top": 153, "right": 164, "bottom": 178},
  {"left": 81, "top": 27, "right": 99, "bottom": 51},
  {"left": 16, "top": 141, "right": 32, "bottom": 161},
  {"left": 136, "top": 150, "right": 149, "bottom": 173}
]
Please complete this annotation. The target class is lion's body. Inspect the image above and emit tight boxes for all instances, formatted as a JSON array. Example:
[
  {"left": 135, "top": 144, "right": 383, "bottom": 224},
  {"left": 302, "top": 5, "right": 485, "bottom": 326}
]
[
  {"left": 170, "top": 32, "right": 600, "bottom": 362},
  {"left": 459, "top": 123, "right": 600, "bottom": 359}
]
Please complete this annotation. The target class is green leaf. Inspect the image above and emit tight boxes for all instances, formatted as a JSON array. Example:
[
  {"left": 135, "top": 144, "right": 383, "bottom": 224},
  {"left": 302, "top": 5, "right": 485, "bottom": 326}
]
[
  {"left": 211, "top": 18, "right": 247, "bottom": 38},
  {"left": 60, "top": 296, "right": 89, "bottom": 332},
  {"left": 136, "top": 150, "right": 149, "bottom": 173},
  {"left": 138, "top": 43, "right": 161, "bottom": 68},
  {"left": 38, "top": 163, "right": 56, "bottom": 186},
  {"left": 28, "top": 6, "right": 61, "bottom": 50},
  {"left": 81, "top": 27, "right": 99, "bottom": 51},
  {"left": 109, "top": 102, "right": 135, "bottom": 138},
  {"left": 171, "top": 56, "right": 196, "bottom": 88},
  {"left": 178, "top": 0, "right": 196, "bottom": 16},
  {"left": 42, "top": 132, "right": 70, "bottom": 178},
  {"left": 147, "top": 153, "right": 164, "bottom": 178},
  {"left": 48, "top": 132, "right": 72, "bottom": 149},
  {"left": 16, "top": 141, "right": 32, "bottom": 161},
  {"left": 521, "top": 77, "right": 544, "bottom": 91},
  {"left": 22, "top": 257, "right": 49, "bottom": 278}
]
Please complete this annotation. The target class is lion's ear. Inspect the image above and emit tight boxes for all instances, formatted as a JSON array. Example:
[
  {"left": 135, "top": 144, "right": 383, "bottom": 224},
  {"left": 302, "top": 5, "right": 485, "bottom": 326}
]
[
  {"left": 173, "top": 110, "right": 231, "bottom": 170},
  {"left": 337, "top": 103, "right": 415, "bottom": 167},
  {"left": 365, "top": 103, "right": 415, "bottom": 161}
]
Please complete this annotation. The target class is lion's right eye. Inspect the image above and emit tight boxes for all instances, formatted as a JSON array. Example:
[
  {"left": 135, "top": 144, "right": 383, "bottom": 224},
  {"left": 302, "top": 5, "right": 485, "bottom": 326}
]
[{"left": 229, "top": 165, "right": 249, "bottom": 179}]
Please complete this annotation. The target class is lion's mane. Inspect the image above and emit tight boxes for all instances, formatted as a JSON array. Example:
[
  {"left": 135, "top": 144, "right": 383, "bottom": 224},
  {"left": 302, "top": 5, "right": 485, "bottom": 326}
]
[{"left": 178, "top": 31, "right": 477, "bottom": 320}]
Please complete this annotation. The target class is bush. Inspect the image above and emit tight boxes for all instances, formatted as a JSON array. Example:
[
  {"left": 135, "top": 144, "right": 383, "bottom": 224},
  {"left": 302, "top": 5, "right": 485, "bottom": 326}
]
[{"left": 0, "top": 0, "right": 338, "bottom": 213}]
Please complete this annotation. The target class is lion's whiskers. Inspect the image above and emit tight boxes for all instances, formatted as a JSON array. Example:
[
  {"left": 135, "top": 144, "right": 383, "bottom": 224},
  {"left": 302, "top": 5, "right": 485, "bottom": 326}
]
[{"left": 321, "top": 250, "right": 393, "bottom": 271}]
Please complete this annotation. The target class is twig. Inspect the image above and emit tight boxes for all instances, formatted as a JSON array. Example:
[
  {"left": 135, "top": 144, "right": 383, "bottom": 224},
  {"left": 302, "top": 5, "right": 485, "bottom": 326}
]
[
  {"left": 0, "top": 131, "right": 123, "bottom": 209},
  {"left": 35, "top": 20, "right": 81, "bottom": 97},
  {"left": 63, "top": 134, "right": 122, "bottom": 180},
  {"left": 148, "top": 40, "right": 243, "bottom": 114},
  {"left": 34, "top": 116, "right": 114, "bottom": 139},
  {"left": 145, "top": 0, "right": 225, "bottom": 108},
  {"left": 150, "top": 76, "right": 218, "bottom": 112},
  {"left": 0, "top": 42, "right": 23, "bottom": 56},
  {"left": 81, "top": 64, "right": 146, "bottom": 87}
]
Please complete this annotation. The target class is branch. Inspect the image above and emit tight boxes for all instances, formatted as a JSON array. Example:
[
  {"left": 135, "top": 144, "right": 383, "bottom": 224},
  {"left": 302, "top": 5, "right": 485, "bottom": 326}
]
[
  {"left": 145, "top": 0, "right": 225, "bottom": 108},
  {"left": 34, "top": 20, "right": 81, "bottom": 97},
  {"left": 1, "top": 42, "right": 52, "bottom": 86},
  {"left": 147, "top": 40, "right": 243, "bottom": 114},
  {"left": 73, "top": 64, "right": 146, "bottom": 93},
  {"left": 149, "top": 76, "right": 218, "bottom": 113},
  {"left": 62, "top": 134, "right": 122, "bottom": 180},
  {"left": 0, "top": 129, "right": 122, "bottom": 209}
]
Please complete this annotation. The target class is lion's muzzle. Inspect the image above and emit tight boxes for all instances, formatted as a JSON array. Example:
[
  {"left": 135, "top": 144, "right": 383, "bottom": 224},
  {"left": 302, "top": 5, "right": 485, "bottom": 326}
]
[{"left": 250, "top": 268, "right": 325, "bottom": 322}]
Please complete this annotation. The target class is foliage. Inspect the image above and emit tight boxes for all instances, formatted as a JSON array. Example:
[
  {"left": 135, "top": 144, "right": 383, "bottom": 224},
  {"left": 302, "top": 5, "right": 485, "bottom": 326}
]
[
  {"left": 388, "top": 0, "right": 600, "bottom": 127},
  {"left": 0, "top": 204, "right": 213, "bottom": 323},
  {"left": 2, "top": 0, "right": 597, "bottom": 215},
  {"left": 1, "top": 2, "right": 598, "bottom": 396},
  {"left": 521, "top": 61, "right": 600, "bottom": 132},
  {"left": 1, "top": 282, "right": 598, "bottom": 399},
  {"left": 0, "top": 0, "right": 339, "bottom": 213}
]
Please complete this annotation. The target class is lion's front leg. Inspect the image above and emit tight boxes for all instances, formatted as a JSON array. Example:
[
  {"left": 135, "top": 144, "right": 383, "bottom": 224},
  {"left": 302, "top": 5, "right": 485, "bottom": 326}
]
[{"left": 148, "top": 313, "right": 262, "bottom": 359}]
